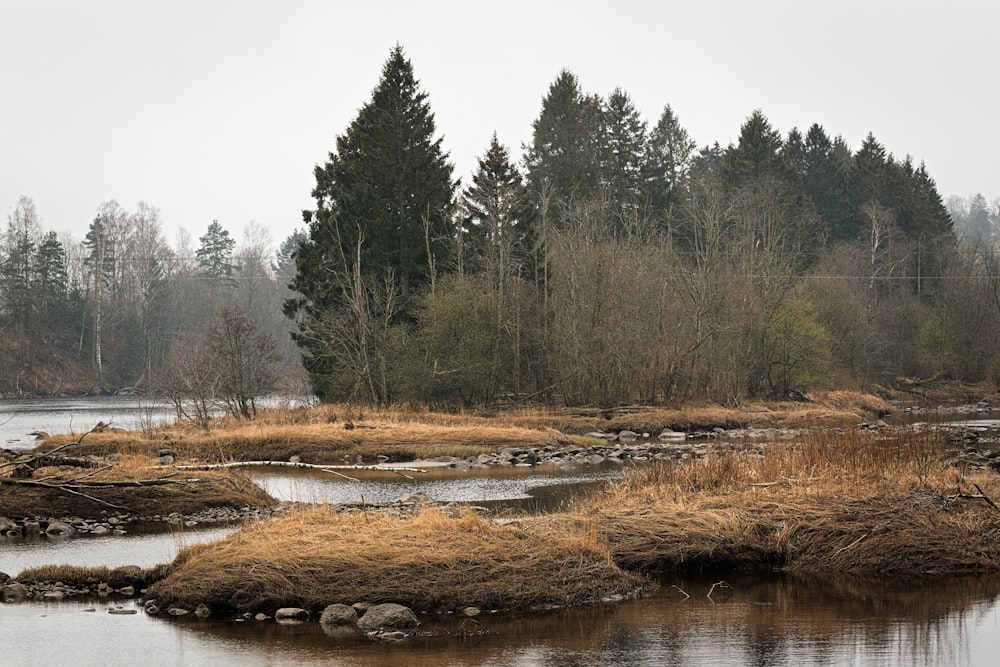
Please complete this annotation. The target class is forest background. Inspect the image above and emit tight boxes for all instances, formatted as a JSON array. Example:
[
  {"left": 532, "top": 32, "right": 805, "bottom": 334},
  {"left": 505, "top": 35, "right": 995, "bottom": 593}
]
[{"left": 2, "top": 47, "right": 998, "bottom": 409}]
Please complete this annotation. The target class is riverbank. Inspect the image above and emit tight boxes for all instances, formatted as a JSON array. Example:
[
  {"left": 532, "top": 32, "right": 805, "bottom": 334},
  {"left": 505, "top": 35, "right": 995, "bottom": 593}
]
[
  {"left": 4, "top": 388, "right": 1000, "bottom": 626},
  {"left": 135, "top": 420, "right": 1000, "bottom": 621},
  {"left": 32, "top": 389, "right": 896, "bottom": 464},
  {"left": 0, "top": 455, "right": 275, "bottom": 523}
]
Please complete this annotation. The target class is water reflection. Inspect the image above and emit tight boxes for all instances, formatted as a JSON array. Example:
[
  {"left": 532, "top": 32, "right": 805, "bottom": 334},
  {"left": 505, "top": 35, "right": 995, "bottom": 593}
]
[
  {"left": 89, "top": 571, "right": 999, "bottom": 666},
  {"left": 0, "top": 524, "right": 237, "bottom": 575},
  {"left": 246, "top": 463, "right": 622, "bottom": 510},
  {"left": 0, "top": 396, "right": 177, "bottom": 451}
]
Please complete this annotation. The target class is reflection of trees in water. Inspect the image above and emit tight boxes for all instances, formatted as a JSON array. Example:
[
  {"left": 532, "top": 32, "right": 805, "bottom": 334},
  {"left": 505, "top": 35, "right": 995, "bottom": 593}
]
[{"left": 167, "top": 571, "right": 1000, "bottom": 666}]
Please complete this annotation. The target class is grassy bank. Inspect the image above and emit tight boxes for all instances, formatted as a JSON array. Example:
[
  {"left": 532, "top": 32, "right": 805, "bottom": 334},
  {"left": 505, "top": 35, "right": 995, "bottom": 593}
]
[
  {"left": 584, "top": 429, "right": 1000, "bottom": 574},
  {"left": 36, "top": 390, "right": 892, "bottom": 463},
  {"left": 146, "top": 506, "right": 645, "bottom": 614},
  {"left": 142, "top": 426, "right": 1000, "bottom": 616},
  {"left": 0, "top": 455, "right": 274, "bottom": 518}
]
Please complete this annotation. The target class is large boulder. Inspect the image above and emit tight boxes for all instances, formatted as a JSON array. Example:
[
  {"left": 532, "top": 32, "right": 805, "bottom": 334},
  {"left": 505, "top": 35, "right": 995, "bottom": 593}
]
[
  {"left": 319, "top": 603, "right": 358, "bottom": 627},
  {"left": 274, "top": 607, "right": 309, "bottom": 622},
  {"left": 2, "top": 583, "right": 27, "bottom": 603},
  {"left": 357, "top": 603, "right": 419, "bottom": 631},
  {"left": 44, "top": 520, "right": 74, "bottom": 536}
]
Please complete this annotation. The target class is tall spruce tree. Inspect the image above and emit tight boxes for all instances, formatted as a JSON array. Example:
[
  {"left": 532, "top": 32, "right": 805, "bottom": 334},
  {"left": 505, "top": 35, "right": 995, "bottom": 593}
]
[
  {"left": 802, "top": 124, "right": 851, "bottom": 242},
  {"left": 460, "top": 133, "right": 535, "bottom": 283},
  {"left": 286, "top": 45, "right": 456, "bottom": 400},
  {"left": 601, "top": 87, "right": 648, "bottom": 208},
  {"left": 196, "top": 220, "right": 236, "bottom": 282},
  {"left": 720, "top": 110, "right": 789, "bottom": 189},
  {"left": 524, "top": 70, "right": 604, "bottom": 221},
  {"left": 645, "top": 104, "right": 696, "bottom": 223}
]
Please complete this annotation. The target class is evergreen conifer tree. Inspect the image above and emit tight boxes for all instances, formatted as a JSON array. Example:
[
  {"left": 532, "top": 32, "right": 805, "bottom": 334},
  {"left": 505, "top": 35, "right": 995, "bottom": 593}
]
[
  {"left": 645, "top": 104, "right": 696, "bottom": 222},
  {"left": 524, "top": 70, "right": 604, "bottom": 221},
  {"left": 196, "top": 220, "right": 236, "bottom": 282},
  {"left": 460, "top": 133, "right": 535, "bottom": 283},
  {"left": 285, "top": 45, "right": 456, "bottom": 400}
]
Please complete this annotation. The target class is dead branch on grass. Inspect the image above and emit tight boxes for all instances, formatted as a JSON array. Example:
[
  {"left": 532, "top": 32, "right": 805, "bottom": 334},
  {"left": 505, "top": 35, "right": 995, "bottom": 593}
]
[{"left": 176, "top": 461, "right": 429, "bottom": 474}]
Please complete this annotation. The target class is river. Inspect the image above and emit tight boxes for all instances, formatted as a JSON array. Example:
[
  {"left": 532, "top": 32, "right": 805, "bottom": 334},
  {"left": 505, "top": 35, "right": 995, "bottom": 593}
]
[{"left": 3, "top": 397, "right": 1000, "bottom": 665}]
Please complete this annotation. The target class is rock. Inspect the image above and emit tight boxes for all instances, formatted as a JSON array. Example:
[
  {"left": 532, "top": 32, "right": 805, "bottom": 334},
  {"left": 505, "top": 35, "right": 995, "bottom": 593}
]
[
  {"left": 357, "top": 603, "right": 419, "bottom": 631},
  {"left": 274, "top": 607, "right": 309, "bottom": 622},
  {"left": 658, "top": 430, "right": 686, "bottom": 441},
  {"left": 395, "top": 492, "right": 432, "bottom": 505},
  {"left": 45, "top": 521, "right": 76, "bottom": 535},
  {"left": 254, "top": 613, "right": 270, "bottom": 621},
  {"left": 2, "top": 583, "right": 27, "bottom": 603},
  {"left": 319, "top": 603, "right": 358, "bottom": 626},
  {"left": 369, "top": 630, "right": 408, "bottom": 642},
  {"left": 0, "top": 517, "right": 17, "bottom": 534},
  {"left": 460, "top": 606, "right": 481, "bottom": 617},
  {"left": 108, "top": 606, "right": 137, "bottom": 615},
  {"left": 617, "top": 430, "right": 638, "bottom": 442}
]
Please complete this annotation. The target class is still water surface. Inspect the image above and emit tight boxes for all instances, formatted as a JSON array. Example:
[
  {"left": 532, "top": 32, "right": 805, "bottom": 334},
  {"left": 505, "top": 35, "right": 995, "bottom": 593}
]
[
  {"left": 5, "top": 397, "right": 1000, "bottom": 665},
  {"left": 3, "top": 572, "right": 999, "bottom": 666}
]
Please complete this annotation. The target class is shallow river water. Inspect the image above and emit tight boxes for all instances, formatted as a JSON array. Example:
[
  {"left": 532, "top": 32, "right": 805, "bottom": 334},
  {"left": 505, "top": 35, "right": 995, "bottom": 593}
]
[
  {"left": 4, "top": 397, "right": 1000, "bottom": 665},
  {"left": 3, "top": 571, "right": 1000, "bottom": 666}
]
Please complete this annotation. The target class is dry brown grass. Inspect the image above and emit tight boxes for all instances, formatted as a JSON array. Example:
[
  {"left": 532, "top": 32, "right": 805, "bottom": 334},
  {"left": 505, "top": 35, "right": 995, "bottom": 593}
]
[
  {"left": 35, "top": 393, "right": 893, "bottom": 464},
  {"left": 14, "top": 563, "right": 168, "bottom": 589},
  {"left": 147, "top": 505, "right": 646, "bottom": 614},
  {"left": 580, "top": 429, "right": 1000, "bottom": 574},
  {"left": 0, "top": 455, "right": 274, "bottom": 517},
  {"left": 39, "top": 412, "right": 573, "bottom": 464}
]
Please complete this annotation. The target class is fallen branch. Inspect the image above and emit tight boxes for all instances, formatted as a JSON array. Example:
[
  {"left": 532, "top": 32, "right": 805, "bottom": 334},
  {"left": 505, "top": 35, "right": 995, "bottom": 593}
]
[
  {"left": 0, "top": 477, "right": 213, "bottom": 489},
  {"left": 175, "top": 461, "right": 429, "bottom": 474},
  {"left": 0, "top": 477, "right": 132, "bottom": 511}
]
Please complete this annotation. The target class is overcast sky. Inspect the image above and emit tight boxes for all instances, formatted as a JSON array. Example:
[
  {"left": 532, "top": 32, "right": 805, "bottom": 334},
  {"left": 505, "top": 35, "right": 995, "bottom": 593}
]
[{"left": 1, "top": 0, "right": 995, "bottom": 252}]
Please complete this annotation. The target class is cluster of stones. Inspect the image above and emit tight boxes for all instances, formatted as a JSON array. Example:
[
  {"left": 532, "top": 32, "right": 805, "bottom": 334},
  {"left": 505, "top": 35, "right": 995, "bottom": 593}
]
[
  {"left": 145, "top": 600, "right": 433, "bottom": 642},
  {"left": 0, "top": 505, "right": 287, "bottom": 538},
  {"left": 0, "top": 570, "right": 142, "bottom": 603},
  {"left": 431, "top": 430, "right": 774, "bottom": 471},
  {"left": 901, "top": 400, "right": 994, "bottom": 416}
]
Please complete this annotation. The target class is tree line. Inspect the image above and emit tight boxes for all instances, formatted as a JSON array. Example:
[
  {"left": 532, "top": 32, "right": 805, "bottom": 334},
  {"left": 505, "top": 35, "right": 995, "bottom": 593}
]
[
  {"left": 287, "top": 46, "right": 1000, "bottom": 407},
  {"left": 4, "top": 45, "right": 999, "bottom": 410},
  {"left": 0, "top": 196, "right": 301, "bottom": 403}
]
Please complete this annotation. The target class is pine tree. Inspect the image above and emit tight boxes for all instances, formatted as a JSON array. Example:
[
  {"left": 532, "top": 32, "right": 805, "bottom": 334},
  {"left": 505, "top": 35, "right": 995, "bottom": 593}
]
[
  {"left": 524, "top": 70, "right": 605, "bottom": 220},
  {"left": 1, "top": 196, "right": 41, "bottom": 334},
  {"left": 601, "top": 87, "right": 648, "bottom": 208},
  {"left": 645, "top": 104, "right": 696, "bottom": 222},
  {"left": 293, "top": 45, "right": 454, "bottom": 301},
  {"left": 196, "top": 220, "right": 236, "bottom": 281},
  {"left": 286, "top": 45, "right": 456, "bottom": 400},
  {"left": 460, "top": 133, "right": 535, "bottom": 282},
  {"left": 720, "top": 110, "right": 788, "bottom": 188},
  {"left": 802, "top": 124, "right": 851, "bottom": 242}
]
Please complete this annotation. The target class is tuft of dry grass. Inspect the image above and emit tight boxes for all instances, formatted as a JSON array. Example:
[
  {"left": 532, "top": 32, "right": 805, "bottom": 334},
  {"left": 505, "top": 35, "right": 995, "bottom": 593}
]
[
  {"left": 15, "top": 563, "right": 166, "bottom": 589},
  {"left": 147, "top": 506, "right": 646, "bottom": 614},
  {"left": 579, "top": 429, "right": 1000, "bottom": 574}
]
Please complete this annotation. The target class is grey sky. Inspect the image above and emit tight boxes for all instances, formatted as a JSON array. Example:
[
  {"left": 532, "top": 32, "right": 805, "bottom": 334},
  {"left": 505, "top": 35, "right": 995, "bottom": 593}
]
[{"left": 1, "top": 1, "right": 995, "bottom": 249}]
